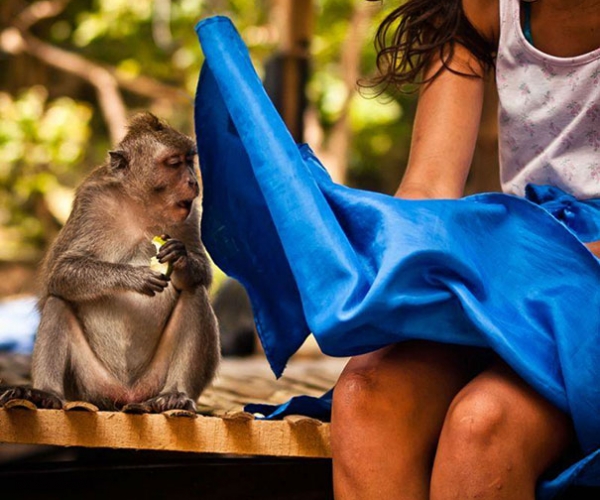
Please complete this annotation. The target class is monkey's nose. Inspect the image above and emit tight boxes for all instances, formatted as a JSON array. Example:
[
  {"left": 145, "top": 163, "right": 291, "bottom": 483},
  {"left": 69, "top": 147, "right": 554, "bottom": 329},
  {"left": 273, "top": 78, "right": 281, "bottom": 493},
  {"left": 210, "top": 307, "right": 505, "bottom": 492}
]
[{"left": 189, "top": 178, "right": 200, "bottom": 195}]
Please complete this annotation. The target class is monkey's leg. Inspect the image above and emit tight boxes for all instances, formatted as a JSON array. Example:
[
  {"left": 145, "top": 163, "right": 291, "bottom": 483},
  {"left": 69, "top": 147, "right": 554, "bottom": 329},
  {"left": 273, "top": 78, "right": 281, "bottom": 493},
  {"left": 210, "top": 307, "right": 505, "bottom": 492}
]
[
  {"left": 135, "top": 288, "right": 220, "bottom": 413},
  {"left": 30, "top": 296, "right": 126, "bottom": 410}
]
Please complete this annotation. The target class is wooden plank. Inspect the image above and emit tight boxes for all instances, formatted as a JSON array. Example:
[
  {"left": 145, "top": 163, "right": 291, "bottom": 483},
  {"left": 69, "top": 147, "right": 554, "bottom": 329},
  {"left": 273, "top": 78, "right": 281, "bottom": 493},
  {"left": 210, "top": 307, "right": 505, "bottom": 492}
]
[{"left": 0, "top": 408, "right": 331, "bottom": 458}]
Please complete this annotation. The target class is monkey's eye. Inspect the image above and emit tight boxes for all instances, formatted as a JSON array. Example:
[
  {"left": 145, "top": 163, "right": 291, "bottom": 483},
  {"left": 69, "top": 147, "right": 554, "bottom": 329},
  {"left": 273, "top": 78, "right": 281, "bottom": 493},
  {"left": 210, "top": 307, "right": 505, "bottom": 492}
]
[{"left": 166, "top": 157, "right": 183, "bottom": 167}]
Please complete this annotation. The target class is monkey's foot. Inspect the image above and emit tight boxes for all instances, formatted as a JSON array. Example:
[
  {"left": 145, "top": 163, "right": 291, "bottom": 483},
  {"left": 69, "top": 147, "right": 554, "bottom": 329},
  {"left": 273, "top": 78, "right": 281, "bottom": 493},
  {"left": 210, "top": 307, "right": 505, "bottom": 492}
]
[
  {"left": 144, "top": 392, "right": 197, "bottom": 414},
  {"left": 0, "top": 386, "right": 63, "bottom": 410}
]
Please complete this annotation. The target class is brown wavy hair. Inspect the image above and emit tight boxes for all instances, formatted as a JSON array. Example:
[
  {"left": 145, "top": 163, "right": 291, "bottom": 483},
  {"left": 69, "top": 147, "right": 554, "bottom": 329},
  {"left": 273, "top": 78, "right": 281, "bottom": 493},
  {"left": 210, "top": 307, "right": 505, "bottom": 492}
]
[{"left": 366, "top": 0, "right": 496, "bottom": 93}]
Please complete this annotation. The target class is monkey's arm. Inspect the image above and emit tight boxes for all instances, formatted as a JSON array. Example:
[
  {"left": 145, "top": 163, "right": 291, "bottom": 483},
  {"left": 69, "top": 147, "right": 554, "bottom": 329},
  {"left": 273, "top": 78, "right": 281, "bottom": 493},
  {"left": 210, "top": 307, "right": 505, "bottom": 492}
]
[{"left": 48, "top": 253, "right": 170, "bottom": 301}]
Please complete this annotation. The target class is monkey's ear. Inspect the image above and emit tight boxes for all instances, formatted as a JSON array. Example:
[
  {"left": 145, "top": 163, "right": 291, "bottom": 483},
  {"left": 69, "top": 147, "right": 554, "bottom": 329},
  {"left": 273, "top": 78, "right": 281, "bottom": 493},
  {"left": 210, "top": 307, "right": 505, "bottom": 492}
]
[{"left": 109, "top": 150, "right": 129, "bottom": 171}]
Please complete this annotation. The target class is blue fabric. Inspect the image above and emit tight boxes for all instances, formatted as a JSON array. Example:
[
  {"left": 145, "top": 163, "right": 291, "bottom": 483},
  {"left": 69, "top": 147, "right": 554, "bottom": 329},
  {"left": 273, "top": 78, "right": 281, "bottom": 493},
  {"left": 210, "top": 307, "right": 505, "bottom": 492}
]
[
  {"left": 0, "top": 296, "right": 38, "bottom": 353},
  {"left": 194, "top": 16, "right": 600, "bottom": 498}
]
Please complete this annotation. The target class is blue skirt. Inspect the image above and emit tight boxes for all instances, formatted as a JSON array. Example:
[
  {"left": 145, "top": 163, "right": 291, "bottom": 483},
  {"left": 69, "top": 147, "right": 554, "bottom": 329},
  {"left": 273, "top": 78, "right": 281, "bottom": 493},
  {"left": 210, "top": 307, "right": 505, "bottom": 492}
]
[{"left": 194, "top": 16, "right": 600, "bottom": 498}]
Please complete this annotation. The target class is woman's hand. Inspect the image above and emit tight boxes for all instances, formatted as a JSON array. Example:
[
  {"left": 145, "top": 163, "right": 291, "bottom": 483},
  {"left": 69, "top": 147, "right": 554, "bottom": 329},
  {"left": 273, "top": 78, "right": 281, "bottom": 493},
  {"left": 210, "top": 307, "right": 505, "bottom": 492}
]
[{"left": 584, "top": 241, "right": 600, "bottom": 258}]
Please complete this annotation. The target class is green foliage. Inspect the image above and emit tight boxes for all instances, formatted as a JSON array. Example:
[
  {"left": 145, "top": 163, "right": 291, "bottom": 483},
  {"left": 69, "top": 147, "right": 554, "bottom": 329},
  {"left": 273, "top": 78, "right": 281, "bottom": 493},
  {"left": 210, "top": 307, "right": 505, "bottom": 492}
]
[
  {"left": 1, "top": 0, "right": 417, "bottom": 262},
  {"left": 311, "top": 0, "right": 416, "bottom": 193},
  {"left": 0, "top": 87, "right": 92, "bottom": 260}
]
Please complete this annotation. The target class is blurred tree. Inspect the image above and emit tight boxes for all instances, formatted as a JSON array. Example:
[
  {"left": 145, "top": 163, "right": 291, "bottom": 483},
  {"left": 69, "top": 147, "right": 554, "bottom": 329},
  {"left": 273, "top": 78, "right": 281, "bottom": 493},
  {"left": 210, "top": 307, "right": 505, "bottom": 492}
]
[
  {"left": 0, "top": 0, "right": 273, "bottom": 266},
  {"left": 0, "top": 0, "right": 498, "bottom": 293},
  {"left": 0, "top": 85, "right": 91, "bottom": 260}
]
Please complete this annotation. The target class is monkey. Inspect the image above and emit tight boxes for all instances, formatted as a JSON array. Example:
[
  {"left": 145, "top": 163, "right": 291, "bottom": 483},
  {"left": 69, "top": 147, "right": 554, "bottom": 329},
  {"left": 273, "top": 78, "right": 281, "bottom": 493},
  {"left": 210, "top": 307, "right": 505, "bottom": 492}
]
[{"left": 0, "top": 112, "right": 220, "bottom": 413}]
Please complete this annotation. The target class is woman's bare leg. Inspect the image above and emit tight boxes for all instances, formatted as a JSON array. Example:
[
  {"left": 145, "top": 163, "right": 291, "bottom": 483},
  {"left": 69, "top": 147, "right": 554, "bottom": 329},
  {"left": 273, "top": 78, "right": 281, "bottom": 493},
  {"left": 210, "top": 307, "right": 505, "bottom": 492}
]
[
  {"left": 431, "top": 361, "right": 574, "bottom": 500},
  {"left": 331, "top": 340, "right": 484, "bottom": 500}
]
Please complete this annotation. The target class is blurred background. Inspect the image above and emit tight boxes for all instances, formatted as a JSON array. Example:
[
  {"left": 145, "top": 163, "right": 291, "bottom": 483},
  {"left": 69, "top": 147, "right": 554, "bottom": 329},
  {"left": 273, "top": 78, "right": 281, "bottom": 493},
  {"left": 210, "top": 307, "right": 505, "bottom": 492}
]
[{"left": 0, "top": 0, "right": 500, "bottom": 356}]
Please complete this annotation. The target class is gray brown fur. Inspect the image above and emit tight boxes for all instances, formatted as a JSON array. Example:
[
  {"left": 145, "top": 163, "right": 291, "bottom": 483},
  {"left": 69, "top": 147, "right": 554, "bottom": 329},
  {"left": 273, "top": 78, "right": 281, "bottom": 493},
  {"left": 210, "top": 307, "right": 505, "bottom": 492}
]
[{"left": 1, "top": 112, "right": 220, "bottom": 412}]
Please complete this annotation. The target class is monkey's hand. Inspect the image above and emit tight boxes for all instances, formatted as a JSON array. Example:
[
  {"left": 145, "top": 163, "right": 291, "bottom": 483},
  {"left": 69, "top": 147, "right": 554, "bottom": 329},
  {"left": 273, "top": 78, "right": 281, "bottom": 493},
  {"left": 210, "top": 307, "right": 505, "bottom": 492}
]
[
  {"left": 156, "top": 237, "right": 200, "bottom": 291},
  {"left": 132, "top": 267, "right": 171, "bottom": 296}
]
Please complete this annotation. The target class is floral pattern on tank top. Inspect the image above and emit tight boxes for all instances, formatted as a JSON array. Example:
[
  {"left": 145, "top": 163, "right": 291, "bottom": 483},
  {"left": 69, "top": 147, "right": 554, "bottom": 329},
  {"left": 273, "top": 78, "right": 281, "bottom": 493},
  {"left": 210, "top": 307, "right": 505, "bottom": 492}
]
[{"left": 496, "top": 0, "right": 600, "bottom": 199}]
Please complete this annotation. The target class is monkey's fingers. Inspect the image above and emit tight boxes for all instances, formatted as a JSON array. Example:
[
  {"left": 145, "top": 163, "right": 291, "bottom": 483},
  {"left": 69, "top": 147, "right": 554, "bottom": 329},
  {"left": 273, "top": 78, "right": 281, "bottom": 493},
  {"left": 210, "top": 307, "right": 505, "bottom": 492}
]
[
  {"left": 158, "top": 252, "right": 186, "bottom": 267},
  {"left": 145, "top": 392, "right": 197, "bottom": 413},
  {"left": 157, "top": 237, "right": 180, "bottom": 251},
  {"left": 148, "top": 273, "right": 170, "bottom": 285},
  {"left": 0, "top": 387, "right": 23, "bottom": 406},
  {"left": 143, "top": 273, "right": 170, "bottom": 295},
  {"left": 157, "top": 241, "right": 186, "bottom": 261},
  {"left": 0, "top": 386, "right": 63, "bottom": 410},
  {"left": 142, "top": 283, "right": 166, "bottom": 295}
]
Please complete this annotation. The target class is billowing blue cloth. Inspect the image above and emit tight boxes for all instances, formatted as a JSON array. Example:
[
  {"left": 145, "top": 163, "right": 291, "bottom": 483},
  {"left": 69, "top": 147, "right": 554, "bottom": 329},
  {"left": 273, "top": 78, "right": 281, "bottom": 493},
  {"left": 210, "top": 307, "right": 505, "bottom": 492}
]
[{"left": 194, "top": 16, "right": 600, "bottom": 497}]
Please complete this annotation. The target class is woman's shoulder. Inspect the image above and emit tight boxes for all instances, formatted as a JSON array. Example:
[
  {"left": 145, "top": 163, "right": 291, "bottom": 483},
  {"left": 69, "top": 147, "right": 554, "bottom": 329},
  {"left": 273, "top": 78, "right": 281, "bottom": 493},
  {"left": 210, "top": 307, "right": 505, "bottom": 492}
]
[{"left": 462, "top": 0, "right": 500, "bottom": 45}]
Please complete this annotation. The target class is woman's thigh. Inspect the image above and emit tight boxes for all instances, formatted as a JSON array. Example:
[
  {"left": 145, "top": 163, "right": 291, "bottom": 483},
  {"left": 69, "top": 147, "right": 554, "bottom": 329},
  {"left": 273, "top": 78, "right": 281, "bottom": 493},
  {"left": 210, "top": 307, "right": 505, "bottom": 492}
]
[
  {"left": 331, "top": 340, "right": 491, "bottom": 498},
  {"left": 431, "top": 360, "right": 574, "bottom": 499}
]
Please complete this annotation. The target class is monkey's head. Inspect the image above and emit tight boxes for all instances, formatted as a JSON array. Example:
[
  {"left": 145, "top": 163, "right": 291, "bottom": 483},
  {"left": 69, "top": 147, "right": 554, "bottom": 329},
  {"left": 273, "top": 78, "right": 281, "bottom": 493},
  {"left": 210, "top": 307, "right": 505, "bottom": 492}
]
[{"left": 108, "top": 112, "right": 200, "bottom": 226}]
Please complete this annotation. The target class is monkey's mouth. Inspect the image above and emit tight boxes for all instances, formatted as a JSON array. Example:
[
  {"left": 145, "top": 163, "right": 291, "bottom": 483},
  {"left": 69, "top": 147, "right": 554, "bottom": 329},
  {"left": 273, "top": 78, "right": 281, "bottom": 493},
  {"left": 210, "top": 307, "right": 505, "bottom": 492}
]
[{"left": 176, "top": 199, "right": 194, "bottom": 212}]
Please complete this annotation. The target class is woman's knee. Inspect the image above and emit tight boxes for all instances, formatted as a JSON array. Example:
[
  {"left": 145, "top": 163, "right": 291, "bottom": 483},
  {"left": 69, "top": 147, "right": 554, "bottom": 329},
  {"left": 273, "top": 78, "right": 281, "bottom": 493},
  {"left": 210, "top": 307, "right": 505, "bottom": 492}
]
[
  {"left": 331, "top": 348, "right": 444, "bottom": 490},
  {"left": 332, "top": 359, "right": 384, "bottom": 421},
  {"left": 332, "top": 341, "right": 477, "bottom": 425},
  {"left": 330, "top": 358, "right": 397, "bottom": 475},
  {"left": 433, "top": 366, "right": 574, "bottom": 494},
  {"left": 430, "top": 390, "right": 521, "bottom": 499},
  {"left": 439, "top": 365, "right": 573, "bottom": 458},
  {"left": 331, "top": 346, "right": 430, "bottom": 439},
  {"left": 440, "top": 388, "right": 510, "bottom": 451}
]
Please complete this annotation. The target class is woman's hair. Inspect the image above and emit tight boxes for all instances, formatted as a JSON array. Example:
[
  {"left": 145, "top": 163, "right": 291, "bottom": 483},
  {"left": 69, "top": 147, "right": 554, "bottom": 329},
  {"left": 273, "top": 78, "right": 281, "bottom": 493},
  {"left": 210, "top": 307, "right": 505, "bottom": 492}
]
[{"left": 366, "top": 0, "right": 496, "bottom": 93}]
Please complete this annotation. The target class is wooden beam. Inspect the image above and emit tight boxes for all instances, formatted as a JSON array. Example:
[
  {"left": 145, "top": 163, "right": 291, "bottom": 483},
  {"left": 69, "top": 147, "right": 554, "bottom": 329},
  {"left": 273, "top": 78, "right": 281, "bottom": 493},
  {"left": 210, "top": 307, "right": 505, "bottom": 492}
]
[
  {"left": 0, "top": 408, "right": 331, "bottom": 458},
  {"left": 277, "top": 0, "right": 313, "bottom": 53},
  {"left": 266, "top": 0, "right": 314, "bottom": 141}
]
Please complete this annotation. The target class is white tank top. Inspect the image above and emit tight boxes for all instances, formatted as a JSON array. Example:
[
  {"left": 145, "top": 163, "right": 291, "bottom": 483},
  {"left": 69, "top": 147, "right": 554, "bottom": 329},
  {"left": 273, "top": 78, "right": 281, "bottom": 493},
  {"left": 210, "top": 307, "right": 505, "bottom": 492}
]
[{"left": 496, "top": 0, "right": 600, "bottom": 199}]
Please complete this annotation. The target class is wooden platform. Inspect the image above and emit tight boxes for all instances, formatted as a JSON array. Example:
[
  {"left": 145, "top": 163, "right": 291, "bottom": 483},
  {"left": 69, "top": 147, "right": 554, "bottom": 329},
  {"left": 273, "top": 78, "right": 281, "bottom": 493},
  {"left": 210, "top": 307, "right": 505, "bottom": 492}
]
[{"left": 0, "top": 351, "right": 347, "bottom": 458}]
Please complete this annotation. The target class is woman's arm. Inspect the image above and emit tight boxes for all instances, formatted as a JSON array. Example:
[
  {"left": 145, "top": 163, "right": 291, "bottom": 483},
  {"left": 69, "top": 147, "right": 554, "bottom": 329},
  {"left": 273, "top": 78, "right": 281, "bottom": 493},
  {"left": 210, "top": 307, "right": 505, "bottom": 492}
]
[
  {"left": 396, "top": 0, "right": 499, "bottom": 201},
  {"left": 401, "top": 40, "right": 600, "bottom": 261},
  {"left": 396, "top": 43, "right": 487, "bottom": 200}
]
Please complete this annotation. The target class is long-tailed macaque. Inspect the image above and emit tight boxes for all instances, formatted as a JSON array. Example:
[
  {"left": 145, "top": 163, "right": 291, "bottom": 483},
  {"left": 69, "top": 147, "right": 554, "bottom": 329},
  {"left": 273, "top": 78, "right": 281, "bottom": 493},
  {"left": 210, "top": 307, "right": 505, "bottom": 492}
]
[{"left": 0, "top": 112, "right": 220, "bottom": 412}]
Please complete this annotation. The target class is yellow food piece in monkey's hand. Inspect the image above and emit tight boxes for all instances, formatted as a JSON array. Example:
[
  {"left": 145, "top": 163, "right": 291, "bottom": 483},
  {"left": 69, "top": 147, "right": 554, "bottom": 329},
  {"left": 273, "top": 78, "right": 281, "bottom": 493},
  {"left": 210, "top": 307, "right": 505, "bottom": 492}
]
[{"left": 150, "top": 236, "right": 173, "bottom": 276}]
